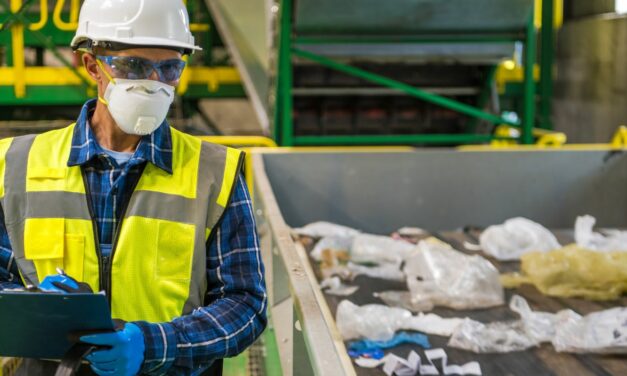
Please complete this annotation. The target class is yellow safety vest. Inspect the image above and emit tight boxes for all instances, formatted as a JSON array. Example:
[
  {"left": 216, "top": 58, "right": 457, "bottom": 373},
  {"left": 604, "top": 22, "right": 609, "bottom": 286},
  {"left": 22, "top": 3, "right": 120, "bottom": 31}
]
[{"left": 0, "top": 124, "right": 244, "bottom": 322}]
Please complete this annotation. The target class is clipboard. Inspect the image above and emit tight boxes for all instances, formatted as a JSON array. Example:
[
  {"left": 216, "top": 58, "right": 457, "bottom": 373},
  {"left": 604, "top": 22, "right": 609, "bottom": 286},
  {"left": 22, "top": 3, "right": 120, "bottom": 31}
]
[{"left": 0, "top": 292, "right": 115, "bottom": 359}]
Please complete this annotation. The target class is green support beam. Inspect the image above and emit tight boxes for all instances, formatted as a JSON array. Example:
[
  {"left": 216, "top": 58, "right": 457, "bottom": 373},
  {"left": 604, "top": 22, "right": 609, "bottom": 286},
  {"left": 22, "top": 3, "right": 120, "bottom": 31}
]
[
  {"left": 539, "top": 0, "right": 555, "bottom": 130},
  {"left": 277, "top": 0, "right": 294, "bottom": 146},
  {"left": 292, "top": 48, "right": 520, "bottom": 128},
  {"left": 523, "top": 10, "right": 537, "bottom": 144}
]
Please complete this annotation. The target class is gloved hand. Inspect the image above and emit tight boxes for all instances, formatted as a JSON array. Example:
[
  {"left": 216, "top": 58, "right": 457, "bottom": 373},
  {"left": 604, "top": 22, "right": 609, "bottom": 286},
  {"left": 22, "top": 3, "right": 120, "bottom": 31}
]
[
  {"left": 81, "top": 323, "right": 145, "bottom": 376},
  {"left": 39, "top": 274, "right": 93, "bottom": 293}
]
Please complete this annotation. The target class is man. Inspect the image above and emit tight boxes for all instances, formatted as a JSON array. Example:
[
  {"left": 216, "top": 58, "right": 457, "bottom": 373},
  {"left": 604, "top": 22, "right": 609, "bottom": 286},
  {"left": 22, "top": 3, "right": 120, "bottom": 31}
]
[{"left": 0, "top": 0, "right": 267, "bottom": 375}]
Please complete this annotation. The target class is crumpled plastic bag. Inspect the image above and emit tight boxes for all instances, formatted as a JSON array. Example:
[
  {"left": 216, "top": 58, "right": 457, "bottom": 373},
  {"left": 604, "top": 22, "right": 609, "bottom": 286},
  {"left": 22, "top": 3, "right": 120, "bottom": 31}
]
[
  {"left": 575, "top": 215, "right": 627, "bottom": 252},
  {"left": 448, "top": 295, "right": 559, "bottom": 353},
  {"left": 374, "top": 290, "right": 434, "bottom": 313},
  {"left": 293, "top": 221, "right": 360, "bottom": 238},
  {"left": 553, "top": 308, "right": 627, "bottom": 353},
  {"left": 448, "top": 318, "right": 537, "bottom": 353},
  {"left": 509, "top": 295, "right": 558, "bottom": 343},
  {"left": 478, "top": 217, "right": 561, "bottom": 261},
  {"left": 319, "top": 276, "right": 359, "bottom": 296},
  {"left": 501, "top": 245, "right": 627, "bottom": 300},
  {"left": 310, "top": 235, "right": 352, "bottom": 263},
  {"left": 336, "top": 300, "right": 464, "bottom": 341},
  {"left": 351, "top": 233, "right": 415, "bottom": 265},
  {"left": 337, "top": 300, "right": 414, "bottom": 341},
  {"left": 404, "top": 238, "right": 504, "bottom": 310},
  {"left": 348, "top": 262, "right": 405, "bottom": 282},
  {"left": 449, "top": 295, "right": 627, "bottom": 354}
]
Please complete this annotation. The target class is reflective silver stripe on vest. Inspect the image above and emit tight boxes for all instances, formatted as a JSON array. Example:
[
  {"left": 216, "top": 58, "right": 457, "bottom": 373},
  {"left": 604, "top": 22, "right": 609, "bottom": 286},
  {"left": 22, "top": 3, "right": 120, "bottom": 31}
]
[
  {"left": 25, "top": 192, "right": 91, "bottom": 220},
  {"left": 3, "top": 135, "right": 38, "bottom": 285},
  {"left": 185, "top": 142, "right": 229, "bottom": 314}
]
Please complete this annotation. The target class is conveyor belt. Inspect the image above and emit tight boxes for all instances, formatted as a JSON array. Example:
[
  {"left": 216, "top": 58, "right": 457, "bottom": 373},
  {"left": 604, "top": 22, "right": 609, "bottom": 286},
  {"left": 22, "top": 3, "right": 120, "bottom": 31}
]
[{"left": 304, "top": 229, "right": 627, "bottom": 376}]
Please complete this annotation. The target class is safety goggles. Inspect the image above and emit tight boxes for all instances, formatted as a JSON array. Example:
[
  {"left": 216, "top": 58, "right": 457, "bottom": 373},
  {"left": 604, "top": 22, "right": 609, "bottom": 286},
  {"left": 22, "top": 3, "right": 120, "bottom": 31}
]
[{"left": 96, "top": 55, "right": 186, "bottom": 83}]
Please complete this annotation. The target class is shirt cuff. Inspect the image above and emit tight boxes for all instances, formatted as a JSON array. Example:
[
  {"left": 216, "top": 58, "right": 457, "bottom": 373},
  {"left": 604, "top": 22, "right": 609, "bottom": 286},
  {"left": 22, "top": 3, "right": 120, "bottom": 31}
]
[{"left": 134, "top": 321, "right": 178, "bottom": 375}]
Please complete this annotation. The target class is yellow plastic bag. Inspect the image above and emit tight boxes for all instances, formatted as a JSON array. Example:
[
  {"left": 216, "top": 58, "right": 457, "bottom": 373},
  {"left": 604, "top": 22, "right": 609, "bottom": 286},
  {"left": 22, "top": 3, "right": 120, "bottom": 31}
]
[{"left": 501, "top": 245, "right": 627, "bottom": 300}]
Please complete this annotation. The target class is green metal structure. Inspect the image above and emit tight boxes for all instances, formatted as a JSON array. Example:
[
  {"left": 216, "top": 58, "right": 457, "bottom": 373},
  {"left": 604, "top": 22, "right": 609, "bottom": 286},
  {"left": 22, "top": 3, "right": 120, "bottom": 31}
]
[
  {"left": 0, "top": 0, "right": 245, "bottom": 112},
  {"left": 274, "top": 0, "right": 547, "bottom": 146},
  {"left": 207, "top": 0, "right": 559, "bottom": 146}
]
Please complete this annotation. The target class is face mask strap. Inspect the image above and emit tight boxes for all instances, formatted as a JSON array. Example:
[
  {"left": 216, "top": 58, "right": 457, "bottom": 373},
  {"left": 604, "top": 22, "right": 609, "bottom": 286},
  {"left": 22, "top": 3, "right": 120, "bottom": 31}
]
[
  {"left": 95, "top": 58, "right": 117, "bottom": 106},
  {"left": 95, "top": 58, "right": 117, "bottom": 84}
]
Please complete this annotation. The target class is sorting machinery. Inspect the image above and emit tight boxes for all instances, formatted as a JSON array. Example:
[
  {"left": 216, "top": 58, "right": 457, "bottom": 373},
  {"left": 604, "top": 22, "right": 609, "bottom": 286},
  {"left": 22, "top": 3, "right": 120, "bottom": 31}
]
[
  {"left": 252, "top": 147, "right": 627, "bottom": 375},
  {"left": 208, "top": 0, "right": 562, "bottom": 146}
]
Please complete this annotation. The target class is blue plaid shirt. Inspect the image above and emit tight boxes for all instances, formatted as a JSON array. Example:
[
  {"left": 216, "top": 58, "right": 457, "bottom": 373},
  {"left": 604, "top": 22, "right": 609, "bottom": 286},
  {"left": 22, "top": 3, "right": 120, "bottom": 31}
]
[{"left": 0, "top": 100, "right": 267, "bottom": 375}]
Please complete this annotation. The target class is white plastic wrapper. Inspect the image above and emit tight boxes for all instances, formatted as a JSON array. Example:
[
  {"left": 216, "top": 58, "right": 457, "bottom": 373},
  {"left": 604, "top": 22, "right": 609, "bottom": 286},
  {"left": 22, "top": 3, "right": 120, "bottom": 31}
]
[
  {"left": 509, "top": 295, "right": 558, "bottom": 343},
  {"left": 404, "top": 238, "right": 504, "bottom": 310},
  {"left": 479, "top": 217, "right": 561, "bottom": 260},
  {"left": 347, "top": 262, "right": 405, "bottom": 282},
  {"left": 336, "top": 300, "right": 413, "bottom": 341},
  {"left": 448, "top": 318, "right": 537, "bottom": 353},
  {"left": 336, "top": 300, "right": 464, "bottom": 341},
  {"left": 553, "top": 308, "right": 627, "bottom": 353},
  {"left": 374, "top": 290, "right": 434, "bottom": 312},
  {"left": 575, "top": 215, "right": 627, "bottom": 252},
  {"left": 319, "top": 276, "right": 359, "bottom": 296},
  {"left": 355, "top": 349, "right": 482, "bottom": 376},
  {"left": 310, "top": 235, "right": 353, "bottom": 262},
  {"left": 350, "top": 233, "right": 415, "bottom": 265},
  {"left": 448, "top": 295, "right": 556, "bottom": 353},
  {"left": 449, "top": 295, "right": 627, "bottom": 354},
  {"left": 293, "top": 221, "right": 360, "bottom": 238}
]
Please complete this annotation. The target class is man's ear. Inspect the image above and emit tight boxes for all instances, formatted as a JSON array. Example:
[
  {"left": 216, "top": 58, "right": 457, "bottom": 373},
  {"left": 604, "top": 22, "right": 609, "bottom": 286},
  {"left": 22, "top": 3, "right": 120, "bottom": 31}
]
[{"left": 82, "top": 53, "right": 100, "bottom": 82}]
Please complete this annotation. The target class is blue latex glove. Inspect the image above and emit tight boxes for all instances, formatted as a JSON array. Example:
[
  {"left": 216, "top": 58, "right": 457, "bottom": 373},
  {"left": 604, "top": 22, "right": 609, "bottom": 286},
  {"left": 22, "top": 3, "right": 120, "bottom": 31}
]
[
  {"left": 81, "top": 323, "right": 145, "bottom": 376},
  {"left": 39, "top": 274, "right": 80, "bottom": 293}
]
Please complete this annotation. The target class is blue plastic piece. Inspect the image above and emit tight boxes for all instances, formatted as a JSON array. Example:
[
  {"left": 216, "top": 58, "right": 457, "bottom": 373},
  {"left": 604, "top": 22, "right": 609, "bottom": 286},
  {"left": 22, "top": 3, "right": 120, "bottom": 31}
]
[{"left": 348, "top": 331, "right": 431, "bottom": 357}]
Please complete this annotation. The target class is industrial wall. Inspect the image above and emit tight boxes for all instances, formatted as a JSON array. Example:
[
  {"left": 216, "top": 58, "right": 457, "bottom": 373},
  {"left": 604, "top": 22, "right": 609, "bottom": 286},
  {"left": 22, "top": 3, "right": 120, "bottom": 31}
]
[{"left": 554, "top": 4, "right": 627, "bottom": 142}]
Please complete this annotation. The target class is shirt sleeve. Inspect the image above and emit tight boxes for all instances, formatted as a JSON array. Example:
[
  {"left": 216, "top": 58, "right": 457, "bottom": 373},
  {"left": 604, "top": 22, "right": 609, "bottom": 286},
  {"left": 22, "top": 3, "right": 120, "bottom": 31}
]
[
  {"left": 136, "top": 174, "right": 268, "bottom": 375},
  {"left": 0, "top": 203, "right": 24, "bottom": 290}
]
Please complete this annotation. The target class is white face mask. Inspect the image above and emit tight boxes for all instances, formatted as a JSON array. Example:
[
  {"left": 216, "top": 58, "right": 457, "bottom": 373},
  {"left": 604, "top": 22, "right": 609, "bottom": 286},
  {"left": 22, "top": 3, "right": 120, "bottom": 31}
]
[{"left": 101, "top": 78, "right": 175, "bottom": 136}]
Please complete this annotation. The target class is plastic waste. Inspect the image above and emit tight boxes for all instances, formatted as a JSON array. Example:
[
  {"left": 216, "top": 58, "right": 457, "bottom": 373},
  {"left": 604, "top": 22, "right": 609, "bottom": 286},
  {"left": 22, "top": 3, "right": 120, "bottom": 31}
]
[
  {"left": 319, "top": 276, "right": 359, "bottom": 296},
  {"left": 404, "top": 238, "right": 504, "bottom": 310},
  {"left": 448, "top": 295, "right": 556, "bottom": 353},
  {"left": 310, "top": 235, "right": 352, "bottom": 262},
  {"left": 354, "top": 348, "right": 482, "bottom": 376},
  {"left": 348, "top": 262, "right": 405, "bottom": 282},
  {"left": 336, "top": 300, "right": 464, "bottom": 341},
  {"left": 449, "top": 295, "right": 627, "bottom": 354},
  {"left": 501, "top": 245, "right": 627, "bottom": 300},
  {"left": 374, "top": 291, "right": 433, "bottom": 313},
  {"left": 478, "top": 217, "right": 561, "bottom": 260},
  {"left": 348, "top": 331, "right": 431, "bottom": 359},
  {"left": 350, "top": 233, "right": 415, "bottom": 265},
  {"left": 448, "top": 318, "right": 537, "bottom": 353},
  {"left": 509, "top": 295, "right": 558, "bottom": 343},
  {"left": 293, "top": 221, "right": 360, "bottom": 238},
  {"left": 575, "top": 215, "right": 627, "bottom": 252},
  {"left": 337, "top": 300, "right": 413, "bottom": 341},
  {"left": 553, "top": 308, "right": 627, "bottom": 353}
]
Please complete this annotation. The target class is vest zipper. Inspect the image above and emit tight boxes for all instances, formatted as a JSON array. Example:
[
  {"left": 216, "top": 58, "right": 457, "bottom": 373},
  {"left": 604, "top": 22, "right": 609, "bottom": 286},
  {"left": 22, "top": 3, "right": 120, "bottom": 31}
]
[
  {"left": 105, "top": 164, "right": 146, "bottom": 309},
  {"left": 80, "top": 168, "right": 105, "bottom": 296},
  {"left": 81, "top": 164, "right": 145, "bottom": 309}
]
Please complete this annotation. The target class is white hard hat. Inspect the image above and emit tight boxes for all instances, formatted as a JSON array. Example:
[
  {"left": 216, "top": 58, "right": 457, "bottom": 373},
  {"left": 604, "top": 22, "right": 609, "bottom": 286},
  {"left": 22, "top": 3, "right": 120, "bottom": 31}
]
[{"left": 71, "top": 0, "right": 201, "bottom": 54}]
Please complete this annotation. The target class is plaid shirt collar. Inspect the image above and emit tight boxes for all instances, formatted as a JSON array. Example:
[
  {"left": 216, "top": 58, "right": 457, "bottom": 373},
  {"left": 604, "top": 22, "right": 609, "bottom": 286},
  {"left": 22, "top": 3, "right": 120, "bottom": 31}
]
[{"left": 67, "top": 99, "right": 173, "bottom": 174}]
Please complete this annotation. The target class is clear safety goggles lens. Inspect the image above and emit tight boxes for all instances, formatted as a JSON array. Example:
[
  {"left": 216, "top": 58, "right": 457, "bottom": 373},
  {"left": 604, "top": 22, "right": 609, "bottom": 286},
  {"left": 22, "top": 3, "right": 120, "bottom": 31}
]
[{"left": 97, "top": 55, "right": 186, "bottom": 83}]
